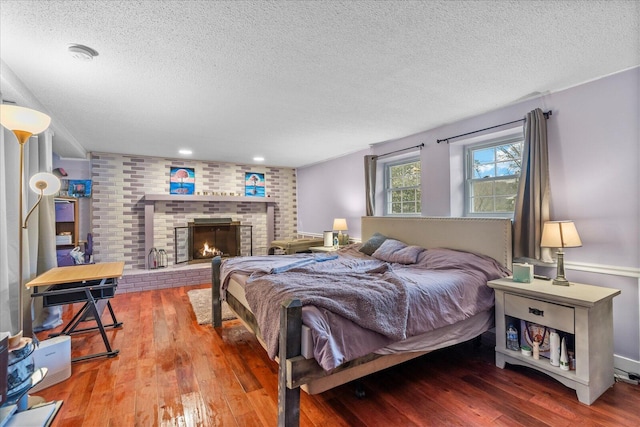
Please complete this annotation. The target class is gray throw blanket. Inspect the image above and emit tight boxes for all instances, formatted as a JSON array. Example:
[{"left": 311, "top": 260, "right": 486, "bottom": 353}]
[{"left": 245, "top": 263, "right": 409, "bottom": 361}]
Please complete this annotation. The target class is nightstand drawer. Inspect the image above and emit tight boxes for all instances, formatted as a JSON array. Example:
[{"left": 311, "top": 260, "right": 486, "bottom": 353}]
[{"left": 505, "top": 293, "right": 574, "bottom": 333}]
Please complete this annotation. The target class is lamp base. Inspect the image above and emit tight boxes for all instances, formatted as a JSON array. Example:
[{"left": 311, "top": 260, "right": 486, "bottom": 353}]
[
  {"left": 552, "top": 249, "right": 570, "bottom": 286},
  {"left": 552, "top": 277, "right": 570, "bottom": 286}
]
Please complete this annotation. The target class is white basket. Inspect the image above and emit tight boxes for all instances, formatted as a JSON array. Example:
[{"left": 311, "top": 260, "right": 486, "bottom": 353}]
[{"left": 56, "top": 235, "right": 72, "bottom": 245}]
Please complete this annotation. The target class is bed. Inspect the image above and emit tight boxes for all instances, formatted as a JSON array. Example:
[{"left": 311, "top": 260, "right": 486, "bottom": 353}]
[{"left": 211, "top": 216, "right": 512, "bottom": 426}]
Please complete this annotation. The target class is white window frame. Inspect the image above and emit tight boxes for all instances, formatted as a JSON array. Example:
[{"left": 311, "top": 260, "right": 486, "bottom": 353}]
[
  {"left": 464, "top": 135, "right": 523, "bottom": 217},
  {"left": 383, "top": 156, "right": 421, "bottom": 216}
]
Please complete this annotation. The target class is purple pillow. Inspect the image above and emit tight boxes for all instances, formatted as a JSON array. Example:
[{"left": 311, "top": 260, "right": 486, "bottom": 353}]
[{"left": 371, "top": 239, "right": 424, "bottom": 264}]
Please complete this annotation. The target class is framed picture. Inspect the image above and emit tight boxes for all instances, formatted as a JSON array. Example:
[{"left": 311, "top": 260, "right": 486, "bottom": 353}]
[
  {"left": 170, "top": 167, "right": 195, "bottom": 195},
  {"left": 245, "top": 172, "right": 265, "bottom": 197},
  {"left": 68, "top": 179, "right": 92, "bottom": 198}
]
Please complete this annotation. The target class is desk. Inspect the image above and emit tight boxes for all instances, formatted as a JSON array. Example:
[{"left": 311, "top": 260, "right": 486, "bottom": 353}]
[{"left": 26, "top": 262, "right": 125, "bottom": 362}]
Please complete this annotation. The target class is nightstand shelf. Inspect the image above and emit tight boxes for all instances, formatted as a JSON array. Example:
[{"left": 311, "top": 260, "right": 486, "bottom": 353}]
[{"left": 487, "top": 278, "right": 620, "bottom": 405}]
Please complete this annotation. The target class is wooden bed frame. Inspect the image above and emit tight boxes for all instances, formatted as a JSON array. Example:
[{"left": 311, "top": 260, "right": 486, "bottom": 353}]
[{"left": 212, "top": 216, "right": 512, "bottom": 426}]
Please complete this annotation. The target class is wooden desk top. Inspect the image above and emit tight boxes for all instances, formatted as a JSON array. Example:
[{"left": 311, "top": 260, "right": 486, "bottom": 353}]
[{"left": 25, "top": 261, "right": 125, "bottom": 289}]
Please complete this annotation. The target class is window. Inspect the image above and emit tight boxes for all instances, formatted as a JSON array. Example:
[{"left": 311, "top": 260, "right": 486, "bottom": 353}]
[
  {"left": 465, "top": 136, "right": 523, "bottom": 216},
  {"left": 384, "top": 158, "right": 421, "bottom": 215}
]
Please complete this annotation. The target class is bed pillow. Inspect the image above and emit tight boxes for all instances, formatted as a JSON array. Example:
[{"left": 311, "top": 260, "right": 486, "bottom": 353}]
[
  {"left": 359, "top": 232, "right": 388, "bottom": 256},
  {"left": 371, "top": 238, "right": 424, "bottom": 264},
  {"left": 423, "top": 248, "right": 511, "bottom": 278}
]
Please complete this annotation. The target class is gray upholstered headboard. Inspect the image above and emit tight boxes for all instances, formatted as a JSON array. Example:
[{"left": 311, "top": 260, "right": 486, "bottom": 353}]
[{"left": 361, "top": 216, "right": 512, "bottom": 268}]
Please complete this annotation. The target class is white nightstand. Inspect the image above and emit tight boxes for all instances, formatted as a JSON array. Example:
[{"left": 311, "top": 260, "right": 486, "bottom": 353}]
[
  {"left": 487, "top": 277, "right": 620, "bottom": 405},
  {"left": 309, "top": 246, "right": 338, "bottom": 253}
]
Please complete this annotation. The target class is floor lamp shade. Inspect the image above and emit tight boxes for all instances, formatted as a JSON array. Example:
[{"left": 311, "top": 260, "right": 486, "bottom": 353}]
[
  {"left": 24, "top": 172, "right": 61, "bottom": 229},
  {"left": 29, "top": 172, "right": 61, "bottom": 196},
  {"left": 0, "top": 105, "right": 51, "bottom": 142}
]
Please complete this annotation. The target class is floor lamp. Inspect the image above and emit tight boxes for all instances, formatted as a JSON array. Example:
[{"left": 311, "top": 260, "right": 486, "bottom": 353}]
[{"left": 0, "top": 105, "right": 57, "bottom": 337}]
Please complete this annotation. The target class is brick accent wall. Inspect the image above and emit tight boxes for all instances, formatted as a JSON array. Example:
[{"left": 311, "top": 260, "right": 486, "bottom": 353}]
[{"left": 90, "top": 153, "right": 297, "bottom": 271}]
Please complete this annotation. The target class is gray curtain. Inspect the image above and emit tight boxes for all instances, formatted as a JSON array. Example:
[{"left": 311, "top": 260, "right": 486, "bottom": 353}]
[
  {"left": 32, "top": 130, "right": 62, "bottom": 332},
  {"left": 0, "top": 123, "right": 18, "bottom": 334},
  {"left": 513, "top": 108, "right": 552, "bottom": 262},
  {"left": 0, "top": 127, "right": 60, "bottom": 336},
  {"left": 364, "top": 155, "right": 377, "bottom": 216}
]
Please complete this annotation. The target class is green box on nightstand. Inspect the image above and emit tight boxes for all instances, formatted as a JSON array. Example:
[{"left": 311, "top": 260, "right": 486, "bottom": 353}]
[{"left": 512, "top": 263, "right": 534, "bottom": 283}]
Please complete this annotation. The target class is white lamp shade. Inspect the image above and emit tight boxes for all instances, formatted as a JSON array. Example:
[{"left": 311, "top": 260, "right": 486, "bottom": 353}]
[
  {"left": 0, "top": 105, "right": 51, "bottom": 135},
  {"left": 540, "top": 221, "right": 582, "bottom": 248},
  {"left": 29, "top": 172, "right": 61, "bottom": 196},
  {"left": 332, "top": 218, "right": 348, "bottom": 231}
]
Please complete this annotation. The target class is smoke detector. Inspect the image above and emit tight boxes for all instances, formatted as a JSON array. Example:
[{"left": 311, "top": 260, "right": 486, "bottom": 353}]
[{"left": 67, "top": 44, "right": 99, "bottom": 61}]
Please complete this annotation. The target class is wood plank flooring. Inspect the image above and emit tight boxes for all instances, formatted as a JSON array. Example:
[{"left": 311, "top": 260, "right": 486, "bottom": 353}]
[{"left": 33, "top": 284, "right": 639, "bottom": 426}]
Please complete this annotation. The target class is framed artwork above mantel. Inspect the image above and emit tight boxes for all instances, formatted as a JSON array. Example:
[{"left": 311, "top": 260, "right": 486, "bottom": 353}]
[
  {"left": 170, "top": 167, "right": 195, "bottom": 195},
  {"left": 245, "top": 172, "right": 265, "bottom": 197}
]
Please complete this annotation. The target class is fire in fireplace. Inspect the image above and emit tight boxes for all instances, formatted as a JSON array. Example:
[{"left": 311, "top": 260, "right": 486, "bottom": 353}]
[{"left": 174, "top": 218, "right": 252, "bottom": 264}]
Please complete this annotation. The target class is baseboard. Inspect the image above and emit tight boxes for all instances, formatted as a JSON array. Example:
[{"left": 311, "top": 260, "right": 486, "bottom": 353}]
[{"left": 615, "top": 354, "right": 640, "bottom": 378}]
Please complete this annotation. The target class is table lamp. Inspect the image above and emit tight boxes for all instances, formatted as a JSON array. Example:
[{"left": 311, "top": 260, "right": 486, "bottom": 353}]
[
  {"left": 540, "top": 221, "right": 582, "bottom": 286},
  {"left": 333, "top": 218, "right": 348, "bottom": 246}
]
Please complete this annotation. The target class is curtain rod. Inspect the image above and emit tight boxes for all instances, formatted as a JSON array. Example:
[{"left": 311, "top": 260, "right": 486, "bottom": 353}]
[
  {"left": 436, "top": 110, "right": 552, "bottom": 144},
  {"left": 373, "top": 143, "right": 424, "bottom": 160}
]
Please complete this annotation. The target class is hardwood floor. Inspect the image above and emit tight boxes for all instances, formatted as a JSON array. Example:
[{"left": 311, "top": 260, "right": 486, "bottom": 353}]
[{"left": 33, "top": 284, "right": 639, "bottom": 426}]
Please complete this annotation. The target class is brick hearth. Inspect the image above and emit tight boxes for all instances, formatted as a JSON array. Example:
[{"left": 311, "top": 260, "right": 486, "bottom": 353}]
[{"left": 117, "top": 263, "right": 211, "bottom": 293}]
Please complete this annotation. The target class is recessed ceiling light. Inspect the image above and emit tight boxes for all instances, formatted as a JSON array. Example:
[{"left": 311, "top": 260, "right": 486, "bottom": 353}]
[
  {"left": 68, "top": 44, "right": 99, "bottom": 61},
  {"left": 179, "top": 149, "right": 193, "bottom": 155},
  {"left": 253, "top": 156, "right": 265, "bottom": 162}
]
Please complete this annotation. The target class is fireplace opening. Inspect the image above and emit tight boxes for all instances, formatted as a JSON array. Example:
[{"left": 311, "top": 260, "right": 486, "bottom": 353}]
[{"left": 174, "top": 218, "right": 252, "bottom": 264}]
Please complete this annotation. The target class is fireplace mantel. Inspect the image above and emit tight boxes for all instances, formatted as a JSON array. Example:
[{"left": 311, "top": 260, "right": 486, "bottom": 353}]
[
  {"left": 144, "top": 194, "right": 275, "bottom": 203},
  {"left": 144, "top": 194, "right": 275, "bottom": 269}
]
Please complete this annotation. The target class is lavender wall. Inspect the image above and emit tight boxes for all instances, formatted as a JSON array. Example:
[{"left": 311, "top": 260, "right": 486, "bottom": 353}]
[
  {"left": 297, "top": 67, "right": 640, "bottom": 366},
  {"left": 297, "top": 150, "right": 368, "bottom": 238}
]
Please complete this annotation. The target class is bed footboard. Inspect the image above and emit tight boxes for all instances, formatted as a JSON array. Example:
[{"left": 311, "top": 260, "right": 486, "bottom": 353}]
[
  {"left": 212, "top": 256, "right": 223, "bottom": 327},
  {"left": 278, "top": 299, "right": 302, "bottom": 426},
  {"left": 211, "top": 256, "right": 303, "bottom": 426}
]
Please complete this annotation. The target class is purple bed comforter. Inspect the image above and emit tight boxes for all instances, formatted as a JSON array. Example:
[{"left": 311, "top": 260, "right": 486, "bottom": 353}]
[{"left": 220, "top": 245, "right": 510, "bottom": 371}]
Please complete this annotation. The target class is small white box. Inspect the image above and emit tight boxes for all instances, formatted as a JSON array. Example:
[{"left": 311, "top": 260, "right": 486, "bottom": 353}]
[
  {"left": 30, "top": 336, "right": 71, "bottom": 392},
  {"left": 56, "top": 235, "right": 72, "bottom": 245}
]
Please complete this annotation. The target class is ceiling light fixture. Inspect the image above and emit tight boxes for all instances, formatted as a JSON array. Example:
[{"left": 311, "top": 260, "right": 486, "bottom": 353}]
[
  {"left": 178, "top": 149, "right": 193, "bottom": 155},
  {"left": 253, "top": 156, "right": 265, "bottom": 162},
  {"left": 68, "top": 44, "right": 99, "bottom": 61}
]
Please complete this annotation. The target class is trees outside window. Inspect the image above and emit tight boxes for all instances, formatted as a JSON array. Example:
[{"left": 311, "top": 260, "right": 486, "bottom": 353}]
[
  {"left": 384, "top": 158, "right": 421, "bottom": 215},
  {"left": 466, "top": 137, "right": 523, "bottom": 216}
]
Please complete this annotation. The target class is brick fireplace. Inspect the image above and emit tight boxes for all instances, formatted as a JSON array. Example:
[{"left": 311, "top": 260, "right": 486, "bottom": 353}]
[
  {"left": 89, "top": 153, "right": 297, "bottom": 274},
  {"left": 144, "top": 194, "right": 274, "bottom": 269}
]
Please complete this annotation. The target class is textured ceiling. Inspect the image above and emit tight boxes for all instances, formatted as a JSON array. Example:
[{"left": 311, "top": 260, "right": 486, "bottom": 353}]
[{"left": 1, "top": 1, "right": 638, "bottom": 167}]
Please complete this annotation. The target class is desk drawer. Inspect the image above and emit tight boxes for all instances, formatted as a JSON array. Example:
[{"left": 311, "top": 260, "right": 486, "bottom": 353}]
[
  {"left": 505, "top": 293, "right": 574, "bottom": 333},
  {"left": 42, "top": 279, "right": 116, "bottom": 306}
]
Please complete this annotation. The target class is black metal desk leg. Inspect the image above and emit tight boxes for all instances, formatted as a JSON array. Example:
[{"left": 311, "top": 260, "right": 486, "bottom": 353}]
[
  {"left": 71, "top": 288, "right": 120, "bottom": 362},
  {"left": 49, "top": 301, "right": 90, "bottom": 338},
  {"left": 106, "top": 300, "right": 123, "bottom": 328}
]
